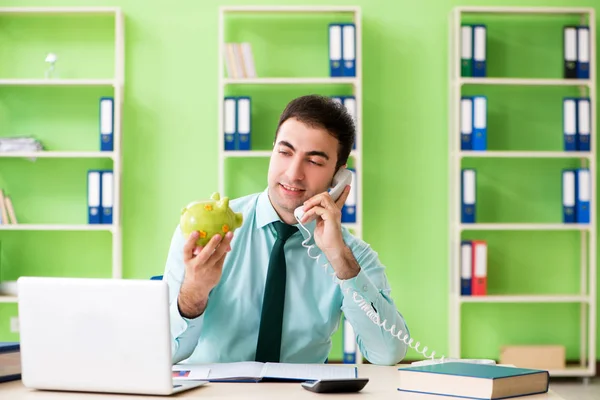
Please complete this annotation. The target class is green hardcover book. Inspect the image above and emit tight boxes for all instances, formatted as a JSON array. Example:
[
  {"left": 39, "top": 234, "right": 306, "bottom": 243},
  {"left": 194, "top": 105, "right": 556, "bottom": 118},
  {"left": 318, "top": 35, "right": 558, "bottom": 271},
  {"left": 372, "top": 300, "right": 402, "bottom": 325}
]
[
  {"left": 398, "top": 362, "right": 549, "bottom": 399},
  {"left": 461, "top": 24, "right": 472, "bottom": 77}
]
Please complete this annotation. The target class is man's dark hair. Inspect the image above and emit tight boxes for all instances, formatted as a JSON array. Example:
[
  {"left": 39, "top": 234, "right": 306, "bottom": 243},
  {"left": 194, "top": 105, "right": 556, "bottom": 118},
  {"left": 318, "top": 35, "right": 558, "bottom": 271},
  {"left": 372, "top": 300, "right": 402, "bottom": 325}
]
[{"left": 275, "top": 94, "right": 355, "bottom": 171}]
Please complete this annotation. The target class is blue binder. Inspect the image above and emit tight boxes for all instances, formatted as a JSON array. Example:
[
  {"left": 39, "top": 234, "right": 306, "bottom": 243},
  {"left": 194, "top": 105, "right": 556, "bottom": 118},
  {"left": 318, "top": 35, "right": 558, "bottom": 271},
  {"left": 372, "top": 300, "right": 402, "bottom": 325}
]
[
  {"left": 99, "top": 97, "right": 114, "bottom": 151},
  {"left": 341, "top": 23, "right": 356, "bottom": 77},
  {"left": 460, "top": 97, "right": 473, "bottom": 150},
  {"left": 563, "top": 98, "right": 577, "bottom": 151},
  {"left": 342, "top": 316, "right": 356, "bottom": 363},
  {"left": 223, "top": 97, "right": 236, "bottom": 151},
  {"left": 236, "top": 96, "right": 251, "bottom": 151},
  {"left": 329, "top": 24, "right": 343, "bottom": 77},
  {"left": 577, "top": 98, "right": 591, "bottom": 151},
  {"left": 461, "top": 240, "right": 472, "bottom": 295},
  {"left": 576, "top": 168, "right": 590, "bottom": 224},
  {"left": 461, "top": 169, "right": 476, "bottom": 223},
  {"left": 577, "top": 26, "right": 590, "bottom": 79},
  {"left": 87, "top": 170, "right": 101, "bottom": 224},
  {"left": 101, "top": 170, "right": 113, "bottom": 224},
  {"left": 471, "top": 25, "right": 486, "bottom": 77},
  {"left": 472, "top": 95, "right": 487, "bottom": 151},
  {"left": 562, "top": 169, "right": 576, "bottom": 223}
]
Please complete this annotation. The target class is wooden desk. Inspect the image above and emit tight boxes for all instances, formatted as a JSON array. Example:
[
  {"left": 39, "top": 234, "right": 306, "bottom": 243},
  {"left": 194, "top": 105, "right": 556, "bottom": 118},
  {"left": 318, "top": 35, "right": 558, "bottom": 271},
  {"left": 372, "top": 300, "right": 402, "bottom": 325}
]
[{"left": 2, "top": 364, "right": 565, "bottom": 399}]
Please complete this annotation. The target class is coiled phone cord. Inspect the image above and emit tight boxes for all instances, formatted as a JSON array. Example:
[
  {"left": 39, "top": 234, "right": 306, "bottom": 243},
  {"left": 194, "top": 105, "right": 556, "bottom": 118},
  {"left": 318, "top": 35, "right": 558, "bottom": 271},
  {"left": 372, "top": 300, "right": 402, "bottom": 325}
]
[{"left": 295, "top": 219, "right": 445, "bottom": 363}]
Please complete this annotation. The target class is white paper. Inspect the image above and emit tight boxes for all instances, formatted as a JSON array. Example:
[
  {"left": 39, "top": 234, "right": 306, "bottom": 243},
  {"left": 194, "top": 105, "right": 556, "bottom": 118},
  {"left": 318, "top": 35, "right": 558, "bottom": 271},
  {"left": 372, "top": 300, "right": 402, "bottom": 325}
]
[{"left": 261, "top": 363, "right": 356, "bottom": 380}]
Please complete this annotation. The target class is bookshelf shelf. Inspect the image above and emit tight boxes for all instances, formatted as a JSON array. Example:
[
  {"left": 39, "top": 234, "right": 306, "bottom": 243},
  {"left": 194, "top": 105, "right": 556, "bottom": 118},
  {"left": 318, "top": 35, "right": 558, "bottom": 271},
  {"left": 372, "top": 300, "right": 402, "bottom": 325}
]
[
  {"left": 0, "top": 151, "right": 115, "bottom": 159},
  {"left": 218, "top": 5, "right": 363, "bottom": 364},
  {"left": 449, "top": 6, "right": 596, "bottom": 378},
  {"left": 0, "top": 224, "right": 114, "bottom": 232},
  {"left": 223, "top": 77, "right": 358, "bottom": 85},
  {"left": 0, "top": 79, "right": 117, "bottom": 87},
  {"left": 0, "top": 296, "right": 17, "bottom": 303},
  {"left": 460, "top": 223, "right": 591, "bottom": 231},
  {"left": 459, "top": 78, "right": 592, "bottom": 86},
  {"left": 460, "top": 151, "right": 592, "bottom": 159},
  {"left": 460, "top": 295, "right": 590, "bottom": 303}
]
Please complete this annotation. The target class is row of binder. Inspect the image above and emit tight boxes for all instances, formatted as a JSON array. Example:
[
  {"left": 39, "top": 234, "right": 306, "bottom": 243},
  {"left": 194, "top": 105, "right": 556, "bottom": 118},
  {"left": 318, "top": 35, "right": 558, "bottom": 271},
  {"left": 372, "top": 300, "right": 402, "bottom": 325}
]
[
  {"left": 461, "top": 168, "right": 590, "bottom": 224},
  {"left": 460, "top": 96, "right": 592, "bottom": 152},
  {"left": 87, "top": 170, "right": 114, "bottom": 224},
  {"left": 562, "top": 168, "right": 590, "bottom": 224},
  {"left": 223, "top": 96, "right": 358, "bottom": 151},
  {"left": 460, "top": 24, "right": 487, "bottom": 77},
  {"left": 460, "top": 95, "right": 487, "bottom": 150},
  {"left": 99, "top": 97, "right": 114, "bottom": 152},
  {"left": 460, "top": 240, "right": 487, "bottom": 296},
  {"left": 460, "top": 24, "right": 591, "bottom": 79},
  {"left": 329, "top": 23, "right": 356, "bottom": 77},
  {"left": 563, "top": 97, "right": 591, "bottom": 151},
  {"left": 564, "top": 26, "right": 590, "bottom": 79}
]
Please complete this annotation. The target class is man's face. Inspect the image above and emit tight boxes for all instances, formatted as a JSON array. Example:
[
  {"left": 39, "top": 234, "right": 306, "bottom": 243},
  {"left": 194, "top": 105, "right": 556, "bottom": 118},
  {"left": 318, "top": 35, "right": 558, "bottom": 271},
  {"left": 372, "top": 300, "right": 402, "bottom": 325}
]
[{"left": 267, "top": 117, "right": 340, "bottom": 221}]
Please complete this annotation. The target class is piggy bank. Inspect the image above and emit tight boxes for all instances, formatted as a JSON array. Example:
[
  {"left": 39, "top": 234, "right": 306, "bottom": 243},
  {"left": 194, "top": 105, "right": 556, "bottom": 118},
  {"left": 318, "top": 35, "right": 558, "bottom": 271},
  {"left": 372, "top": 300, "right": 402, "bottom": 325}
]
[{"left": 180, "top": 192, "right": 244, "bottom": 247}]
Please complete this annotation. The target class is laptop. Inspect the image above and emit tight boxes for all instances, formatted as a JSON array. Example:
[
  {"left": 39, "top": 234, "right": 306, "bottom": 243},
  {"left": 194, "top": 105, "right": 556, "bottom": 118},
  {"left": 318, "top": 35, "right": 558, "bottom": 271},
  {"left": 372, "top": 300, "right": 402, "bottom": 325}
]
[{"left": 17, "top": 276, "right": 208, "bottom": 395}]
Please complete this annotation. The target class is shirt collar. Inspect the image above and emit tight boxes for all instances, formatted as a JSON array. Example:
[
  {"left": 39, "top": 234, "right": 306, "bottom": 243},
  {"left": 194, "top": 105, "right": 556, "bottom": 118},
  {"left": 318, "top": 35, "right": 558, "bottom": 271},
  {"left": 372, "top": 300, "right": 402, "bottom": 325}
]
[{"left": 255, "top": 188, "right": 316, "bottom": 241}]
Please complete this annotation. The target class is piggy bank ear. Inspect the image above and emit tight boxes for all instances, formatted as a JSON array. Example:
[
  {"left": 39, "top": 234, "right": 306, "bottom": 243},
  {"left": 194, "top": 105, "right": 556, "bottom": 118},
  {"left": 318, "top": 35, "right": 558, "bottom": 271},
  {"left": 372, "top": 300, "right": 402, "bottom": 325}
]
[
  {"left": 211, "top": 192, "right": 221, "bottom": 201},
  {"left": 220, "top": 197, "right": 229, "bottom": 210}
]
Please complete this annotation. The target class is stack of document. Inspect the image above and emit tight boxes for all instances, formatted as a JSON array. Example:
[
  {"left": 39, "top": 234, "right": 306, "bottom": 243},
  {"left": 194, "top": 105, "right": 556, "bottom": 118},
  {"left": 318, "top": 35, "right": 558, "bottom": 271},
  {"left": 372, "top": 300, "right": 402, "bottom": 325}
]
[{"left": 0, "top": 137, "right": 43, "bottom": 152}]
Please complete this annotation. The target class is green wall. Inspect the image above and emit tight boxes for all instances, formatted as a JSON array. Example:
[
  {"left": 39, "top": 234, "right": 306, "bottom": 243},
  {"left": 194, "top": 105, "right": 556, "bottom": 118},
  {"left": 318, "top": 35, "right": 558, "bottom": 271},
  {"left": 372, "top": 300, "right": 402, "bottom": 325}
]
[{"left": 0, "top": 0, "right": 598, "bottom": 364}]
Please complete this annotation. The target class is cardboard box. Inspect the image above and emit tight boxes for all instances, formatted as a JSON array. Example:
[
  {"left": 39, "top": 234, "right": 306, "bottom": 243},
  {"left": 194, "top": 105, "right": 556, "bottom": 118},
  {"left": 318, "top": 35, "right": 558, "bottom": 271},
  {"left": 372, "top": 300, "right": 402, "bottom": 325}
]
[{"left": 500, "top": 345, "right": 566, "bottom": 370}]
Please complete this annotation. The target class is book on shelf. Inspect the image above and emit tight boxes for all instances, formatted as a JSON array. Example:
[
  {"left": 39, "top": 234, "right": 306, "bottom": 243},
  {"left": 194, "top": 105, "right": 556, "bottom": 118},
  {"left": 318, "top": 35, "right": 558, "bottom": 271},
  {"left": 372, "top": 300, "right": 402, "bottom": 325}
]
[
  {"left": 460, "top": 95, "right": 487, "bottom": 151},
  {"left": 460, "top": 24, "right": 486, "bottom": 77},
  {"left": 0, "top": 189, "right": 17, "bottom": 225},
  {"left": 99, "top": 97, "right": 114, "bottom": 152},
  {"left": 563, "top": 25, "right": 590, "bottom": 79},
  {"left": 562, "top": 168, "right": 590, "bottom": 224},
  {"left": 563, "top": 97, "right": 591, "bottom": 152},
  {"left": 223, "top": 42, "right": 256, "bottom": 79},
  {"left": 87, "top": 170, "right": 114, "bottom": 225},
  {"left": 222, "top": 96, "right": 252, "bottom": 151},
  {"left": 460, "top": 240, "right": 487, "bottom": 296},
  {"left": 328, "top": 23, "right": 356, "bottom": 77}
]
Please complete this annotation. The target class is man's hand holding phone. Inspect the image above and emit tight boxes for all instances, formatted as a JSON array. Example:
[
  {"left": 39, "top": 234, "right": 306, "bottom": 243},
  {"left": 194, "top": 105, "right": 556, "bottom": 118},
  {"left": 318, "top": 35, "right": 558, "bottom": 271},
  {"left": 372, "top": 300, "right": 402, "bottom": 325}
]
[{"left": 177, "top": 231, "right": 234, "bottom": 319}]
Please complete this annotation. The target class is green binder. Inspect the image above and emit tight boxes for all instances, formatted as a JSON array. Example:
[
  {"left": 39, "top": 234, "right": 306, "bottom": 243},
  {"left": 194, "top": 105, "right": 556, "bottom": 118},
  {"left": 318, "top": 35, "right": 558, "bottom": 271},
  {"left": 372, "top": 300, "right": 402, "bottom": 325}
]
[{"left": 461, "top": 24, "right": 472, "bottom": 77}]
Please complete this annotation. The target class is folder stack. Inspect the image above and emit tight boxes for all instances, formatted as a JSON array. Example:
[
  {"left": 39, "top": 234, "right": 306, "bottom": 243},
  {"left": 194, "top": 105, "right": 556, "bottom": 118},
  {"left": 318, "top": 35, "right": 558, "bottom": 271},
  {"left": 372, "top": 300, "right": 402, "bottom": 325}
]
[
  {"left": 223, "top": 97, "right": 252, "bottom": 151},
  {"left": 460, "top": 24, "right": 486, "bottom": 77},
  {"left": 328, "top": 23, "right": 356, "bottom": 77},
  {"left": 562, "top": 168, "right": 590, "bottom": 224},
  {"left": 563, "top": 25, "right": 590, "bottom": 79},
  {"left": 563, "top": 97, "right": 591, "bottom": 151},
  {"left": 460, "top": 240, "right": 487, "bottom": 296},
  {"left": 87, "top": 170, "right": 114, "bottom": 224}
]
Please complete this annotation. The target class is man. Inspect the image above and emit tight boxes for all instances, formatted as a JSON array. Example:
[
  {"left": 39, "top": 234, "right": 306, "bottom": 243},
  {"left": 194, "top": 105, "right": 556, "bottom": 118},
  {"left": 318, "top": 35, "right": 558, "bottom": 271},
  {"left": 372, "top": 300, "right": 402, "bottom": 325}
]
[{"left": 163, "top": 94, "right": 409, "bottom": 366}]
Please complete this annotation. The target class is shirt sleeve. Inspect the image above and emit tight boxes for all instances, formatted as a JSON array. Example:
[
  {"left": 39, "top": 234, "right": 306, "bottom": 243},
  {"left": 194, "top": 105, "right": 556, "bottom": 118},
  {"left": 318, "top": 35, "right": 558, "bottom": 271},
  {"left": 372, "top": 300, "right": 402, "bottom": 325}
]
[
  {"left": 338, "top": 237, "right": 410, "bottom": 366},
  {"left": 163, "top": 225, "right": 205, "bottom": 364}
]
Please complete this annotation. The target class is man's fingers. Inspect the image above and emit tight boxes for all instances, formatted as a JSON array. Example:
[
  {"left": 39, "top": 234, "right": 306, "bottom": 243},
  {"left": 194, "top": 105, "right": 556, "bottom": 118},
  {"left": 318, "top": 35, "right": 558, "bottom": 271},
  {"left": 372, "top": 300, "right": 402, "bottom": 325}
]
[
  {"left": 211, "top": 231, "right": 234, "bottom": 261},
  {"left": 301, "top": 205, "right": 334, "bottom": 223},
  {"left": 334, "top": 185, "right": 351, "bottom": 209},
  {"left": 192, "top": 234, "right": 223, "bottom": 265},
  {"left": 183, "top": 231, "right": 200, "bottom": 262}
]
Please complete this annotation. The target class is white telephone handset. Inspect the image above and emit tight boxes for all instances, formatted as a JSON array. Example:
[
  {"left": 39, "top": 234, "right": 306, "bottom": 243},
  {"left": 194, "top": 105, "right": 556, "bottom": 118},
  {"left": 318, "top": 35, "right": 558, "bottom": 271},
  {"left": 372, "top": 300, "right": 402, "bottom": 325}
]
[{"left": 294, "top": 167, "right": 353, "bottom": 222}]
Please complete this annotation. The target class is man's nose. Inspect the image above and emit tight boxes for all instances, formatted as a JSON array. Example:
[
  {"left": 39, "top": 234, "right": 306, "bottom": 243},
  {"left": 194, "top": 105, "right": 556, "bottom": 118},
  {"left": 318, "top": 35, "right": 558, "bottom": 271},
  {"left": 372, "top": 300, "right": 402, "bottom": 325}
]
[{"left": 285, "top": 157, "right": 304, "bottom": 182}]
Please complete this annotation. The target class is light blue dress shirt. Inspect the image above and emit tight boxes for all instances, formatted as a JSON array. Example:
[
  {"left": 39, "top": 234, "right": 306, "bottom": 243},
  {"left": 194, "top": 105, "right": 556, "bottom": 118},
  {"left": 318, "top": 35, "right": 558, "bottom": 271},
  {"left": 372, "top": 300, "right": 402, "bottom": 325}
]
[{"left": 164, "top": 188, "right": 409, "bottom": 366}]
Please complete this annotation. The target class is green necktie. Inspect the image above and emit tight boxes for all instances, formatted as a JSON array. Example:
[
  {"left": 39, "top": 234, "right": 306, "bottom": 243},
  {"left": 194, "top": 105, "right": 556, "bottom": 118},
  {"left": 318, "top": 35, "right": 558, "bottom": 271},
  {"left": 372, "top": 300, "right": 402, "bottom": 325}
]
[{"left": 255, "top": 221, "right": 298, "bottom": 363}]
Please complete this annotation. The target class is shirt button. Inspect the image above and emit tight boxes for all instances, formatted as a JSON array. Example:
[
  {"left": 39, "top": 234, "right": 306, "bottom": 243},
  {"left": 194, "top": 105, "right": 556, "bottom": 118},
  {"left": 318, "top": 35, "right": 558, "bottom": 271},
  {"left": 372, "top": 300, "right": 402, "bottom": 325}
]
[{"left": 362, "top": 285, "right": 368, "bottom": 292}]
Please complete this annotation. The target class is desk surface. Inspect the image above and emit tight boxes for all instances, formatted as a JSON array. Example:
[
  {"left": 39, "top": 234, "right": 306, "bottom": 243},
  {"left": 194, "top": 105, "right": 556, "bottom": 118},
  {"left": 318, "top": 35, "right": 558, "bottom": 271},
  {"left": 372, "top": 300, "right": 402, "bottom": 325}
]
[{"left": 3, "top": 364, "right": 565, "bottom": 399}]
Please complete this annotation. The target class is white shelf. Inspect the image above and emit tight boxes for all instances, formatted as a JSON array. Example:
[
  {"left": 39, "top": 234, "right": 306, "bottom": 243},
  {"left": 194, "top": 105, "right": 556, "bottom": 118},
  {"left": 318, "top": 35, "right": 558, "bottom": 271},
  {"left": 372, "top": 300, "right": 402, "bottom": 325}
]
[
  {"left": 459, "top": 77, "right": 591, "bottom": 86},
  {"left": 221, "top": 6, "right": 360, "bottom": 13},
  {"left": 456, "top": 6, "right": 593, "bottom": 15},
  {"left": 460, "top": 223, "right": 591, "bottom": 231},
  {"left": 0, "top": 7, "right": 120, "bottom": 15},
  {"left": 0, "top": 151, "right": 114, "bottom": 159},
  {"left": 0, "top": 79, "right": 117, "bottom": 87},
  {"left": 224, "top": 77, "right": 358, "bottom": 86},
  {"left": 0, "top": 296, "right": 17, "bottom": 303},
  {"left": 460, "top": 295, "right": 590, "bottom": 303},
  {"left": 460, "top": 151, "right": 592, "bottom": 159},
  {"left": 0, "top": 224, "right": 114, "bottom": 232},
  {"left": 448, "top": 6, "right": 596, "bottom": 378}
]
